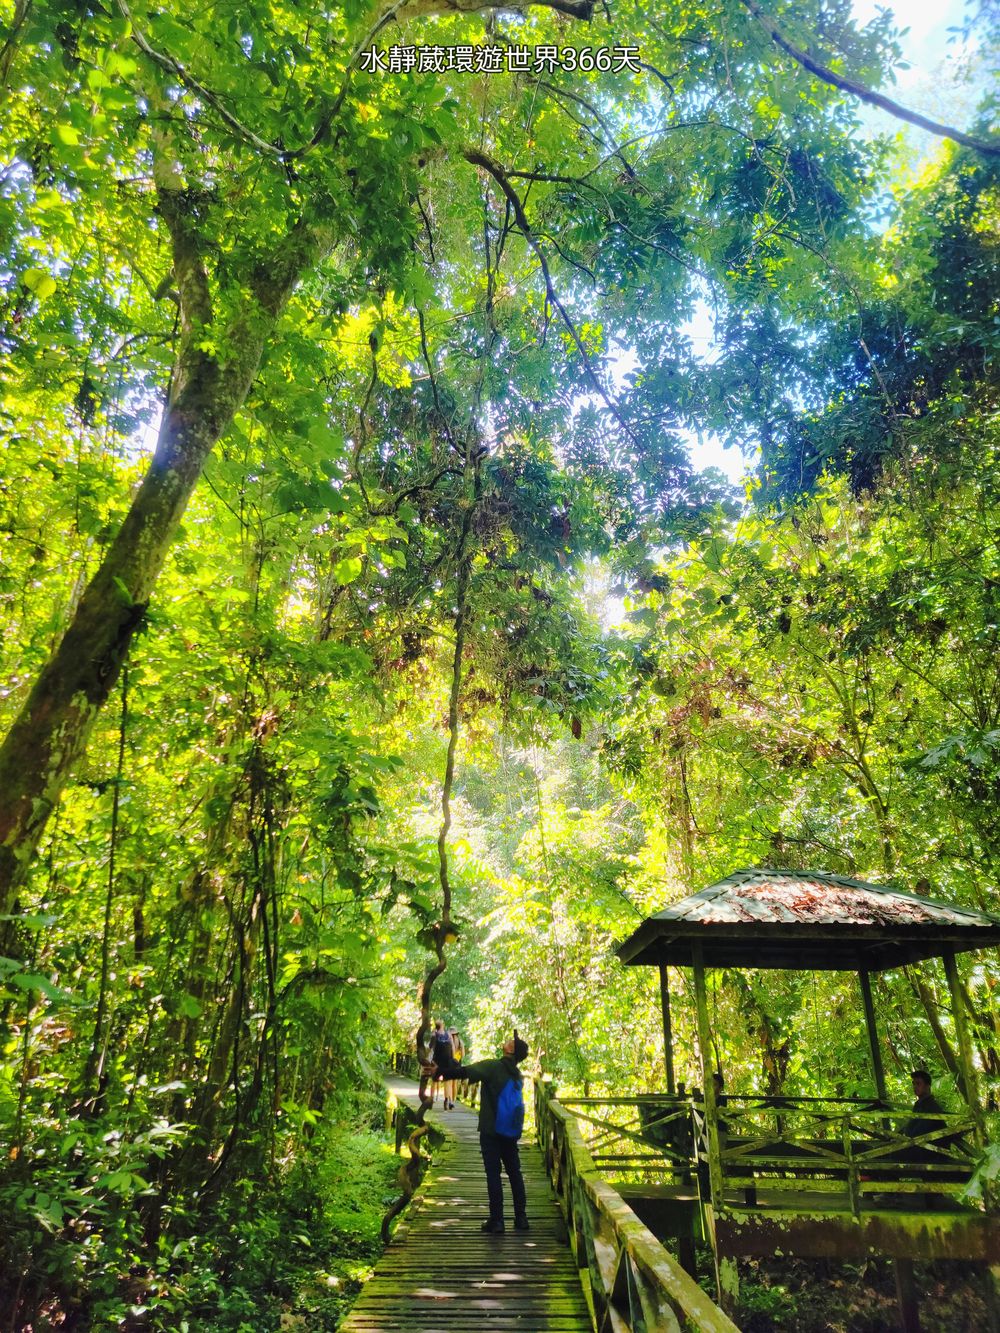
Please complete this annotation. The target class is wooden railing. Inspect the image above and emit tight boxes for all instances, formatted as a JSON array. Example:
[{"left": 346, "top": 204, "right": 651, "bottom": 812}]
[
  {"left": 535, "top": 1080, "right": 737, "bottom": 1333},
  {"left": 701, "top": 1096, "right": 978, "bottom": 1212},
  {"left": 556, "top": 1094, "right": 694, "bottom": 1177},
  {"left": 554, "top": 1092, "right": 979, "bottom": 1216}
]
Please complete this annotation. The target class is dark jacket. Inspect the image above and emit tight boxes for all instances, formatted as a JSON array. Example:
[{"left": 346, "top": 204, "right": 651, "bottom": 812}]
[
  {"left": 459, "top": 1056, "right": 522, "bottom": 1136},
  {"left": 906, "top": 1092, "right": 946, "bottom": 1139}
]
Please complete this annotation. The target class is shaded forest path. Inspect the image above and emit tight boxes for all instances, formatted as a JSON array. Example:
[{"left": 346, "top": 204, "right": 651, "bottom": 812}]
[{"left": 339, "top": 1077, "right": 593, "bottom": 1331}]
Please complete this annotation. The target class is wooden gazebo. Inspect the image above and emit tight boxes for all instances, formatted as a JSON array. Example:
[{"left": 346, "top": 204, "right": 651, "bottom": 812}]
[
  {"left": 617, "top": 867, "right": 1000, "bottom": 1120},
  {"left": 612, "top": 868, "right": 1000, "bottom": 1329}
]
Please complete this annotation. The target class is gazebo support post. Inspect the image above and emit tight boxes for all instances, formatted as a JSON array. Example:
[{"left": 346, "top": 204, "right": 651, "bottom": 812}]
[
  {"left": 692, "top": 944, "right": 725, "bottom": 1207},
  {"left": 941, "top": 950, "right": 986, "bottom": 1141},
  {"left": 692, "top": 942, "right": 726, "bottom": 1309},
  {"left": 658, "top": 960, "right": 676, "bottom": 1095},
  {"left": 893, "top": 1259, "right": 920, "bottom": 1333},
  {"left": 858, "top": 968, "right": 888, "bottom": 1103},
  {"left": 941, "top": 949, "right": 999, "bottom": 1331}
]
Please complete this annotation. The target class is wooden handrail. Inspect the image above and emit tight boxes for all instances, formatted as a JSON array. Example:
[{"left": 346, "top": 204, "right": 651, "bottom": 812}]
[{"left": 534, "top": 1079, "right": 738, "bottom": 1333}]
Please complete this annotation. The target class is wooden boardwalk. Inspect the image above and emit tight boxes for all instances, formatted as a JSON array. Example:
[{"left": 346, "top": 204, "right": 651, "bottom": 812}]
[{"left": 339, "top": 1078, "right": 593, "bottom": 1332}]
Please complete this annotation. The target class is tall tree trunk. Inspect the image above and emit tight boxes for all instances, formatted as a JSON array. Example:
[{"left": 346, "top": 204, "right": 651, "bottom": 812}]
[
  {"left": 0, "top": 175, "right": 322, "bottom": 921},
  {"left": 906, "top": 968, "right": 961, "bottom": 1083},
  {"left": 81, "top": 663, "right": 129, "bottom": 1106},
  {"left": 413, "top": 453, "right": 482, "bottom": 1078}
]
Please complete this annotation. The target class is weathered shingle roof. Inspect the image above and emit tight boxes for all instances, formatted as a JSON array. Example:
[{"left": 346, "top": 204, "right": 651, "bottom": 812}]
[{"left": 616, "top": 868, "right": 1000, "bottom": 971}]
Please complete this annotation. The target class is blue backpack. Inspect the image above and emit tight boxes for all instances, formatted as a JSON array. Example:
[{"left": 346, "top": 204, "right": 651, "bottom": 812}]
[{"left": 495, "top": 1075, "right": 525, "bottom": 1139}]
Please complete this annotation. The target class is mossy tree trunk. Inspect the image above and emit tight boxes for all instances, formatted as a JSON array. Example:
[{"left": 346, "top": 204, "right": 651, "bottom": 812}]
[{"left": 0, "top": 163, "right": 322, "bottom": 924}]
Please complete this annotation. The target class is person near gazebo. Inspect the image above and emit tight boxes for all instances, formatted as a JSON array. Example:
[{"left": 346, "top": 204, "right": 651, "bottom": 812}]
[{"left": 906, "top": 1069, "right": 947, "bottom": 1139}]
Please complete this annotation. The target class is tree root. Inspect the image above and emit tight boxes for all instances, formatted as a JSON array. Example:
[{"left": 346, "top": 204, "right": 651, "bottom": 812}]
[{"left": 380, "top": 1114, "right": 433, "bottom": 1244}]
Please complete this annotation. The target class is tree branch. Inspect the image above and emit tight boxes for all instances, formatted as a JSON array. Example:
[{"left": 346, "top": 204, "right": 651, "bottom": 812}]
[
  {"left": 464, "top": 148, "right": 638, "bottom": 444},
  {"left": 393, "top": 0, "right": 592, "bottom": 17},
  {"left": 740, "top": 0, "right": 1000, "bottom": 158},
  {"left": 536, "top": 79, "right": 639, "bottom": 181},
  {"left": 0, "top": 0, "right": 31, "bottom": 103},
  {"left": 119, "top": 0, "right": 287, "bottom": 160}
]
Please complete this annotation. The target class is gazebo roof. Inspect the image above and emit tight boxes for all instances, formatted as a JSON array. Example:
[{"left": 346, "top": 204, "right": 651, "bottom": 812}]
[{"left": 616, "top": 868, "right": 1000, "bottom": 971}]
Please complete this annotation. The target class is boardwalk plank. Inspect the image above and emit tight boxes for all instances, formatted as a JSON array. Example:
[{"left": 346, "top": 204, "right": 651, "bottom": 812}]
[{"left": 339, "top": 1079, "right": 592, "bottom": 1333}]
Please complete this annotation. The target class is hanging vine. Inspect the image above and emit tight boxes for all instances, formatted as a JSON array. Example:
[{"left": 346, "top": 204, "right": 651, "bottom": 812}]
[{"left": 381, "top": 434, "right": 484, "bottom": 1241}]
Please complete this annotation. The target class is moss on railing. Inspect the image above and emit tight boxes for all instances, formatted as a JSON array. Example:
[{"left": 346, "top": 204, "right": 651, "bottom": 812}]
[{"left": 535, "top": 1079, "right": 738, "bottom": 1333}]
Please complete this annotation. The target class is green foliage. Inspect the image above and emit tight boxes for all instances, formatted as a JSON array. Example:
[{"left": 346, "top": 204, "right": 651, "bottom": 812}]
[
  {"left": 0, "top": 1104, "right": 398, "bottom": 1330},
  {"left": 728, "top": 1256, "right": 990, "bottom": 1332},
  {"left": 1, "top": 0, "right": 999, "bottom": 1324}
]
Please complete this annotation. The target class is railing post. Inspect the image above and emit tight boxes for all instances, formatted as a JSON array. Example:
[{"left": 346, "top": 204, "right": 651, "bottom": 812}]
[
  {"left": 858, "top": 968, "right": 888, "bottom": 1104},
  {"left": 536, "top": 1076, "right": 557, "bottom": 1173}
]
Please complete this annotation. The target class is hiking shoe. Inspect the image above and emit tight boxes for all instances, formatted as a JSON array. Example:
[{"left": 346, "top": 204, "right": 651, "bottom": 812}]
[
  {"left": 480, "top": 1219, "right": 505, "bottom": 1234},
  {"left": 514, "top": 1215, "right": 530, "bottom": 1231}
]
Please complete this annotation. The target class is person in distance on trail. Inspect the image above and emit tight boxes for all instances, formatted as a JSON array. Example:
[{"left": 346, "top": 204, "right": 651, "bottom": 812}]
[
  {"left": 455, "top": 1032, "right": 530, "bottom": 1235},
  {"left": 905, "top": 1068, "right": 947, "bottom": 1139},
  {"left": 447, "top": 1026, "right": 464, "bottom": 1109},
  {"left": 429, "top": 1019, "right": 457, "bottom": 1109}
]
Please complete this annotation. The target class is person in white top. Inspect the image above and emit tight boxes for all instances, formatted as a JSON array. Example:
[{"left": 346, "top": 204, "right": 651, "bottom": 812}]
[{"left": 447, "top": 1027, "right": 464, "bottom": 1108}]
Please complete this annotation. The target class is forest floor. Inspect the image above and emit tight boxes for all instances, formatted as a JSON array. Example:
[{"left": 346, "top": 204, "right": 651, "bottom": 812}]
[{"left": 730, "top": 1253, "right": 991, "bottom": 1331}]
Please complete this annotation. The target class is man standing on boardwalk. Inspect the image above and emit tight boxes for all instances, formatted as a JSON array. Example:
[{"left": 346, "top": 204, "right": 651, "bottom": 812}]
[{"left": 451, "top": 1033, "right": 530, "bottom": 1234}]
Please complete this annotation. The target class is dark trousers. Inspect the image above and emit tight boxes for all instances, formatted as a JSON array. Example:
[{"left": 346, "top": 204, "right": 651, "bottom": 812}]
[{"left": 479, "top": 1131, "right": 526, "bottom": 1223}]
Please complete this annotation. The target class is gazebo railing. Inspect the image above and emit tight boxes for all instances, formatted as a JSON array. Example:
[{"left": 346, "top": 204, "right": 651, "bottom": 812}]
[
  {"left": 699, "top": 1097, "right": 978, "bottom": 1212},
  {"left": 556, "top": 1095, "right": 695, "bottom": 1175},
  {"left": 554, "top": 1093, "right": 979, "bottom": 1216}
]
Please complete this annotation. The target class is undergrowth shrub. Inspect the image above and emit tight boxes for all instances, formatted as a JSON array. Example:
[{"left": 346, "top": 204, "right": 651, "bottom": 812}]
[{"left": 0, "top": 1091, "right": 400, "bottom": 1331}]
